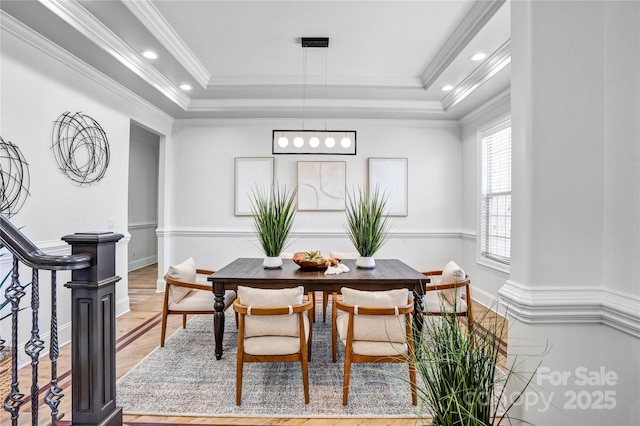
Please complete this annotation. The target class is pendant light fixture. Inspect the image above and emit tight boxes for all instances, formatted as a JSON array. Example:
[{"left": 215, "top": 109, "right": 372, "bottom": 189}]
[{"left": 273, "top": 37, "right": 356, "bottom": 155}]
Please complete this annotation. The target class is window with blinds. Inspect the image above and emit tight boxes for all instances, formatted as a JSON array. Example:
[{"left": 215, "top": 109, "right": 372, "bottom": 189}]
[{"left": 480, "top": 119, "right": 511, "bottom": 265}]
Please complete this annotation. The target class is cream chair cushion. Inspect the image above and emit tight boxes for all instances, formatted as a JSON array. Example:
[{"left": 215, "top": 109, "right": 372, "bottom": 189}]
[
  {"left": 422, "top": 290, "right": 467, "bottom": 314},
  {"left": 438, "top": 260, "right": 466, "bottom": 306},
  {"left": 237, "top": 286, "right": 305, "bottom": 338},
  {"left": 336, "top": 314, "right": 408, "bottom": 356},
  {"left": 340, "top": 287, "right": 409, "bottom": 343},
  {"left": 168, "top": 284, "right": 236, "bottom": 311},
  {"left": 167, "top": 257, "right": 197, "bottom": 303},
  {"left": 243, "top": 318, "right": 311, "bottom": 356}
]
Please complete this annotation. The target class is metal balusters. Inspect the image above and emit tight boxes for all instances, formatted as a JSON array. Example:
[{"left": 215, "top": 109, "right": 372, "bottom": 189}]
[
  {"left": 4, "top": 257, "right": 26, "bottom": 424},
  {"left": 44, "top": 271, "right": 63, "bottom": 425},
  {"left": 25, "top": 268, "right": 44, "bottom": 424},
  {"left": 0, "top": 215, "right": 121, "bottom": 425}
]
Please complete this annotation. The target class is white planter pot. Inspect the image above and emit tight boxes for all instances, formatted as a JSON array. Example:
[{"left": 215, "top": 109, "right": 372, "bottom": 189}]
[
  {"left": 263, "top": 256, "right": 283, "bottom": 269},
  {"left": 356, "top": 256, "right": 376, "bottom": 269}
]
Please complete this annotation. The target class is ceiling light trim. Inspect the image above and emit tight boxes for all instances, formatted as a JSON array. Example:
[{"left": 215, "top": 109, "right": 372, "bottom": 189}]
[
  {"left": 0, "top": 11, "right": 173, "bottom": 127},
  {"left": 122, "top": 0, "right": 211, "bottom": 89},
  {"left": 420, "top": 0, "right": 505, "bottom": 90},
  {"left": 37, "top": 0, "right": 190, "bottom": 109},
  {"left": 442, "top": 39, "right": 511, "bottom": 111},
  {"left": 188, "top": 98, "right": 444, "bottom": 115}
]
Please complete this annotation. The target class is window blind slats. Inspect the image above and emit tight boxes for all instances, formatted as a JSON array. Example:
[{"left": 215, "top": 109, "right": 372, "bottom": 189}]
[{"left": 480, "top": 123, "right": 511, "bottom": 264}]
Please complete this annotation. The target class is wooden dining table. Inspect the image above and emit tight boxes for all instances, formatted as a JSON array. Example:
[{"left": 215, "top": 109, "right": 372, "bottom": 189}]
[{"left": 208, "top": 257, "right": 427, "bottom": 360}]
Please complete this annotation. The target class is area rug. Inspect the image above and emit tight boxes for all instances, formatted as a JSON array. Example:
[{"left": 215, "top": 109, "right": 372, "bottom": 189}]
[{"left": 117, "top": 313, "right": 423, "bottom": 418}]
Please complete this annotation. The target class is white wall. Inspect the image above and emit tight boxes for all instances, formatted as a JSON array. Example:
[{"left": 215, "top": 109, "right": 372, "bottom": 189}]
[
  {"left": 0, "top": 16, "right": 172, "bottom": 364},
  {"left": 460, "top": 93, "right": 511, "bottom": 308},
  {"left": 128, "top": 124, "right": 159, "bottom": 271},
  {"left": 503, "top": 1, "right": 640, "bottom": 424},
  {"left": 161, "top": 120, "right": 464, "bottom": 275}
]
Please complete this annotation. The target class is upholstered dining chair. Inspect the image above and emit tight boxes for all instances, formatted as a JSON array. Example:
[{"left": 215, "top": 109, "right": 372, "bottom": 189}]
[
  {"left": 332, "top": 287, "right": 417, "bottom": 406},
  {"left": 160, "top": 257, "right": 236, "bottom": 347},
  {"left": 281, "top": 252, "right": 318, "bottom": 323},
  {"left": 322, "top": 251, "right": 360, "bottom": 322},
  {"left": 233, "top": 286, "right": 314, "bottom": 405},
  {"left": 422, "top": 260, "right": 474, "bottom": 342}
]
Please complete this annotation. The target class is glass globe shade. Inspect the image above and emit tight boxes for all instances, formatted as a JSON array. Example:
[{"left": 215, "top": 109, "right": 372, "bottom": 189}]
[
  {"left": 309, "top": 136, "right": 320, "bottom": 148},
  {"left": 325, "top": 137, "right": 336, "bottom": 148},
  {"left": 340, "top": 136, "right": 352, "bottom": 148},
  {"left": 277, "top": 136, "right": 289, "bottom": 148},
  {"left": 293, "top": 136, "right": 304, "bottom": 147}
]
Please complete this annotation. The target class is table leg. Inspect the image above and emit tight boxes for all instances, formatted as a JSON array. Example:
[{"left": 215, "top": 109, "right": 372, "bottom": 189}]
[
  {"left": 412, "top": 289, "right": 424, "bottom": 350},
  {"left": 214, "top": 282, "right": 226, "bottom": 360}
]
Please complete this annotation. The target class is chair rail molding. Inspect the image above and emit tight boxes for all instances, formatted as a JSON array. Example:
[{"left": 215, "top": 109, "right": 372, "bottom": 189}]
[
  {"left": 128, "top": 221, "right": 158, "bottom": 231},
  {"left": 499, "top": 280, "right": 640, "bottom": 338},
  {"left": 156, "top": 227, "right": 466, "bottom": 240}
]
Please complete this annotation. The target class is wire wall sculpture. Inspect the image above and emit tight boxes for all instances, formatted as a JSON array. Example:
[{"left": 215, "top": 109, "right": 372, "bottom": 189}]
[
  {"left": 0, "top": 137, "right": 31, "bottom": 218},
  {"left": 51, "top": 111, "right": 110, "bottom": 184}
]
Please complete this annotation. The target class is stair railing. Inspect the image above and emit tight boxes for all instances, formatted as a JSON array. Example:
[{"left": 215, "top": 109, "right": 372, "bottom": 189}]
[{"left": 0, "top": 214, "right": 123, "bottom": 426}]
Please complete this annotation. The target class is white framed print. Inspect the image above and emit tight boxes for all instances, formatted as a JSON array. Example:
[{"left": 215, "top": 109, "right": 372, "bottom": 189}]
[
  {"left": 234, "top": 157, "right": 274, "bottom": 216},
  {"left": 368, "top": 158, "right": 408, "bottom": 216},
  {"left": 297, "top": 161, "right": 346, "bottom": 211}
]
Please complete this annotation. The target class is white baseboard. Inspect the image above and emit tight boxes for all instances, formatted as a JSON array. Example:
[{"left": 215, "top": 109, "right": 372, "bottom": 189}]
[
  {"left": 128, "top": 255, "right": 158, "bottom": 272},
  {"left": 116, "top": 296, "right": 130, "bottom": 318},
  {"left": 156, "top": 278, "right": 165, "bottom": 293},
  {"left": 470, "top": 285, "right": 507, "bottom": 317}
]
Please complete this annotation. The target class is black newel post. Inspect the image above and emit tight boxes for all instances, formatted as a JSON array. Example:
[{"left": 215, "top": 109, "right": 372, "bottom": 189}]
[{"left": 62, "top": 232, "right": 124, "bottom": 426}]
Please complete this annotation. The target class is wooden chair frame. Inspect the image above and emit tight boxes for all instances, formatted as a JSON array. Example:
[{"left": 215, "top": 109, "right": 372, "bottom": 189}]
[
  {"left": 331, "top": 293, "right": 417, "bottom": 406},
  {"left": 160, "top": 268, "right": 234, "bottom": 347},
  {"left": 233, "top": 293, "right": 314, "bottom": 405},
  {"left": 421, "top": 271, "right": 474, "bottom": 335}
]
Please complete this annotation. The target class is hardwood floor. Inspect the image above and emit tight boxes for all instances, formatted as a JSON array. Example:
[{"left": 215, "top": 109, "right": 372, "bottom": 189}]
[{"left": 1, "top": 264, "right": 506, "bottom": 426}]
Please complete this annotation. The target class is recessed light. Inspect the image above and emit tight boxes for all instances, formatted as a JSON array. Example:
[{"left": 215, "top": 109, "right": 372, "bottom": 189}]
[
  {"left": 141, "top": 50, "right": 158, "bottom": 60},
  {"left": 471, "top": 52, "right": 486, "bottom": 61},
  {"left": 179, "top": 84, "right": 192, "bottom": 91},
  {"left": 441, "top": 85, "right": 454, "bottom": 92}
]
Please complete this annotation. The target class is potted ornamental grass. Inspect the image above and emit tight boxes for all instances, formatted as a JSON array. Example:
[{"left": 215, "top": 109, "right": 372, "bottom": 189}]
[
  {"left": 414, "top": 303, "right": 544, "bottom": 425},
  {"left": 249, "top": 184, "right": 297, "bottom": 269},
  {"left": 344, "top": 186, "right": 390, "bottom": 269}
]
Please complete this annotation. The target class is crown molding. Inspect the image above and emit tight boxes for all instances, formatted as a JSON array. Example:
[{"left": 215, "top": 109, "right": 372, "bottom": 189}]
[
  {"left": 187, "top": 98, "right": 444, "bottom": 115},
  {"left": 420, "top": 0, "right": 506, "bottom": 90},
  {"left": 0, "top": 11, "right": 173, "bottom": 127},
  {"left": 208, "top": 75, "right": 423, "bottom": 89},
  {"left": 172, "top": 117, "right": 459, "bottom": 128},
  {"left": 37, "top": 0, "right": 190, "bottom": 109},
  {"left": 458, "top": 87, "right": 511, "bottom": 127},
  {"left": 499, "top": 280, "right": 640, "bottom": 338},
  {"left": 123, "top": 0, "right": 210, "bottom": 89},
  {"left": 443, "top": 39, "right": 511, "bottom": 111}
]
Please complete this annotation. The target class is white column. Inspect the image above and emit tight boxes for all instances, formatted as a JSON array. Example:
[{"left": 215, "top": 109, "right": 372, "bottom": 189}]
[{"left": 502, "top": 1, "right": 640, "bottom": 424}]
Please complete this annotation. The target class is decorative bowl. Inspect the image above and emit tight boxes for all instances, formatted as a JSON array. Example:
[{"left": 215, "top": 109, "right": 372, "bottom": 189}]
[{"left": 292, "top": 251, "right": 339, "bottom": 270}]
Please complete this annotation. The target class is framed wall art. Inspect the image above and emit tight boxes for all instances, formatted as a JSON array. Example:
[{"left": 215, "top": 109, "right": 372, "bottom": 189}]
[
  {"left": 297, "top": 161, "right": 346, "bottom": 211},
  {"left": 368, "top": 157, "right": 408, "bottom": 216},
  {"left": 234, "top": 157, "right": 274, "bottom": 216}
]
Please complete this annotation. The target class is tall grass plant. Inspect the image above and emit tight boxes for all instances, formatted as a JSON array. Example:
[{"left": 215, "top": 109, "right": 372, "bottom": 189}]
[
  {"left": 344, "top": 186, "right": 390, "bottom": 257},
  {"left": 249, "top": 184, "right": 297, "bottom": 257}
]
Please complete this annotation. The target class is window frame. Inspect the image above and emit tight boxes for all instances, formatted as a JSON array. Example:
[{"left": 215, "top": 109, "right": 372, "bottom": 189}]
[{"left": 477, "top": 115, "right": 511, "bottom": 274}]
